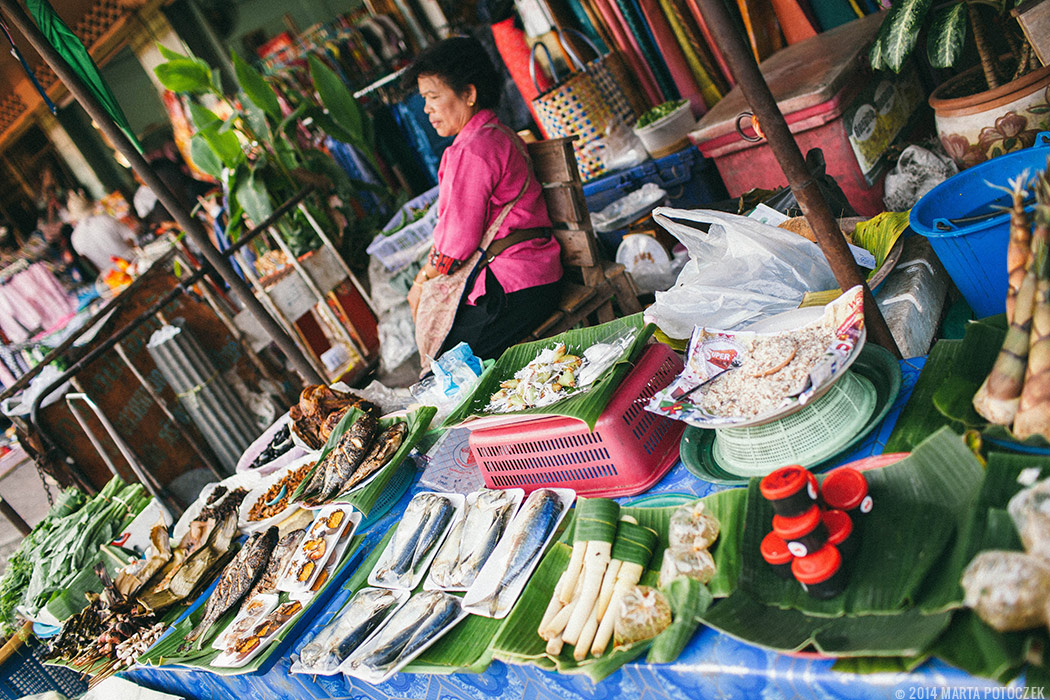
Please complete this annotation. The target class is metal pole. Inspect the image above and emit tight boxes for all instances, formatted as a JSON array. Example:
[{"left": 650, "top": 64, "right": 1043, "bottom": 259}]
[
  {"left": 0, "top": 0, "right": 326, "bottom": 382},
  {"left": 691, "top": 0, "right": 901, "bottom": 359}
]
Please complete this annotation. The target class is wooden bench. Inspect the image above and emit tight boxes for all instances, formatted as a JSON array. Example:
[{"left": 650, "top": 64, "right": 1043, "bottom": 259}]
[{"left": 525, "top": 137, "right": 642, "bottom": 340}]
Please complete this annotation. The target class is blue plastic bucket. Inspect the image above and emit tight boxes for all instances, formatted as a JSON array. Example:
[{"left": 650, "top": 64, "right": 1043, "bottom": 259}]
[{"left": 910, "top": 132, "right": 1050, "bottom": 318}]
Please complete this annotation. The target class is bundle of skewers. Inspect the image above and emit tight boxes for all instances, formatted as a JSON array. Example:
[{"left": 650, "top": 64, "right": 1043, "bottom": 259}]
[{"left": 973, "top": 165, "right": 1050, "bottom": 439}]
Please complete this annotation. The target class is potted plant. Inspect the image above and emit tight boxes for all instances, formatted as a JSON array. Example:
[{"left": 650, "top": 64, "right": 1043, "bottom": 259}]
[
  {"left": 153, "top": 48, "right": 394, "bottom": 271},
  {"left": 870, "top": 0, "right": 1050, "bottom": 167}
]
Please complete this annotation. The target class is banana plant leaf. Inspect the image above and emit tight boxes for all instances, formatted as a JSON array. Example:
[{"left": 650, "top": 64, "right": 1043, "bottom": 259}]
[
  {"left": 136, "top": 536, "right": 364, "bottom": 675},
  {"left": 885, "top": 317, "right": 1009, "bottom": 453},
  {"left": 699, "top": 427, "right": 985, "bottom": 656},
  {"left": 289, "top": 405, "right": 436, "bottom": 514},
  {"left": 919, "top": 450, "right": 1050, "bottom": 682},
  {"left": 924, "top": 317, "right": 1050, "bottom": 450},
  {"left": 441, "top": 315, "right": 653, "bottom": 430}
]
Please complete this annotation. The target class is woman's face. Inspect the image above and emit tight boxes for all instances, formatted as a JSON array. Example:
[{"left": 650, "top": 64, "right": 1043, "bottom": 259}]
[{"left": 418, "top": 74, "right": 477, "bottom": 138}]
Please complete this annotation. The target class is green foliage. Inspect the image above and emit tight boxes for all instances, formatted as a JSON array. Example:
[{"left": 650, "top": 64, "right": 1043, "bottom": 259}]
[
  {"left": 155, "top": 56, "right": 213, "bottom": 94},
  {"left": 870, "top": 0, "right": 934, "bottom": 73},
  {"left": 233, "top": 52, "right": 281, "bottom": 120},
  {"left": 308, "top": 56, "right": 368, "bottom": 149},
  {"left": 153, "top": 48, "right": 394, "bottom": 264},
  {"left": 927, "top": 3, "right": 968, "bottom": 68}
]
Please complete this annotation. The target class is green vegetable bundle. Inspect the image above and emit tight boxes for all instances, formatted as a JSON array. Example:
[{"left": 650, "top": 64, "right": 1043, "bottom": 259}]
[{"left": 0, "top": 477, "right": 152, "bottom": 632}]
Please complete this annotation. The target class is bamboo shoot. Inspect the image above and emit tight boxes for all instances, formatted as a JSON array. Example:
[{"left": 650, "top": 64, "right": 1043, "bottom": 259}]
[
  {"left": 974, "top": 183, "right": 1044, "bottom": 425},
  {"left": 1013, "top": 180, "right": 1050, "bottom": 439}
]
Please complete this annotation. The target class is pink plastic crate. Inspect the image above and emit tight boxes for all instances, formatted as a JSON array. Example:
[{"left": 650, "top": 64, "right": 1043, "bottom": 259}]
[{"left": 469, "top": 343, "right": 685, "bottom": 497}]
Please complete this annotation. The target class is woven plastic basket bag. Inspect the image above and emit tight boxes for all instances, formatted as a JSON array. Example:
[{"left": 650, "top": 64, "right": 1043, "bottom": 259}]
[{"left": 530, "top": 42, "right": 614, "bottom": 181}]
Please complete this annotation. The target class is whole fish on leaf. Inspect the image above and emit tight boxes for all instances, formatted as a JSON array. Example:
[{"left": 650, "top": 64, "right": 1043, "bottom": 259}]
[
  {"left": 247, "top": 528, "right": 303, "bottom": 601},
  {"left": 342, "top": 422, "right": 407, "bottom": 492},
  {"left": 350, "top": 591, "right": 460, "bottom": 674},
  {"left": 374, "top": 493, "right": 454, "bottom": 587},
  {"left": 298, "top": 588, "right": 401, "bottom": 670},
  {"left": 183, "top": 527, "right": 278, "bottom": 650},
  {"left": 472, "top": 489, "right": 563, "bottom": 616},
  {"left": 308, "top": 413, "right": 379, "bottom": 505}
]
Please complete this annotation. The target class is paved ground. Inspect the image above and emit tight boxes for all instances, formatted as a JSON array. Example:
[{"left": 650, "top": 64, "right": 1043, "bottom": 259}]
[{"left": 0, "top": 448, "right": 53, "bottom": 575}]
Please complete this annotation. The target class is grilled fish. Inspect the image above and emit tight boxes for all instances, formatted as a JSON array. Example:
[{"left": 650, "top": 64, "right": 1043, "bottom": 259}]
[
  {"left": 351, "top": 591, "right": 460, "bottom": 674},
  {"left": 184, "top": 527, "right": 278, "bottom": 649},
  {"left": 343, "top": 422, "right": 407, "bottom": 491},
  {"left": 374, "top": 493, "right": 453, "bottom": 587},
  {"left": 298, "top": 588, "right": 401, "bottom": 670},
  {"left": 247, "top": 529, "right": 303, "bottom": 600},
  {"left": 472, "top": 489, "right": 563, "bottom": 615},
  {"left": 314, "top": 413, "right": 379, "bottom": 503}
]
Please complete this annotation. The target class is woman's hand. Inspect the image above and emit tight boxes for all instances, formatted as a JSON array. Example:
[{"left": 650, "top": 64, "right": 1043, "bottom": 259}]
[
  {"left": 408, "top": 262, "right": 439, "bottom": 320},
  {"left": 408, "top": 278, "right": 422, "bottom": 320}
]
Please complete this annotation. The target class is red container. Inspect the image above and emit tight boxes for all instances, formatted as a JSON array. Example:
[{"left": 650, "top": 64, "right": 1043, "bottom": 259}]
[
  {"left": 760, "top": 531, "right": 794, "bottom": 580},
  {"left": 468, "top": 343, "right": 685, "bottom": 497},
  {"left": 690, "top": 15, "right": 925, "bottom": 217},
  {"left": 822, "top": 467, "right": 872, "bottom": 517},
  {"left": 773, "top": 505, "right": 829, "bottom": 558},
  {"left": 792, "top": 545, "right": 847, "bottom": 599},
  {"left": 760, "top": 466, "right": 819, "bottom": 518}
]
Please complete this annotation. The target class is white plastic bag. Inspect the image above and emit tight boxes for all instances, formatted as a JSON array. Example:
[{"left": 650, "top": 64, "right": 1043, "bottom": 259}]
[{"left": 645, "top": 208, "right": 838, "bottom": 339}]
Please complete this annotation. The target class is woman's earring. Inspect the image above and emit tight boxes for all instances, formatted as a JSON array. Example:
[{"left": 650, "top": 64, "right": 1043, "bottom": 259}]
[{"left": 468, "top": 101, "right": 475, "bottom": 107}]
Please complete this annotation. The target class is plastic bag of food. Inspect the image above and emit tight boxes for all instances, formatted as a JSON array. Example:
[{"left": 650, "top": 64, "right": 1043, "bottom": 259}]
[
  {"left": 645, "top": 208, "right": 838, "bottom": 339},
  {"left": 1008, "top": 478, "right": 1050, "bottom": 562},
  {"left": 961, "top": 550, "right": 1050, "bottom": 631}
]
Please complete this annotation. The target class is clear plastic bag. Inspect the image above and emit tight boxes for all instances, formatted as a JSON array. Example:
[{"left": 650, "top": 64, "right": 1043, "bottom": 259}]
[
  {"left": 645, "top": 208, "right": 838, "bottom": 339},
  {"left": 1008, "top": 478, "right": 1050, "bottom": 562},
  {"left": 961, "top": 550, "right": 1050, "bottom": 631},
  {"left": 591, "top": 183, "right": 667, "bottom": 233}
]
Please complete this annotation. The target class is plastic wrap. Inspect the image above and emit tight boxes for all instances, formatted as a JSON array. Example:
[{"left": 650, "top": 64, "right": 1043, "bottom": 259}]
[
  {"left": 645, "top": 208, "right": 838, "bottom": 339},
  {"left": 961, "top": 550, "right": 1050, "bottom": 631},
  {"left": 1008, "top": 478, "right": 1050, "bottom": 562}
]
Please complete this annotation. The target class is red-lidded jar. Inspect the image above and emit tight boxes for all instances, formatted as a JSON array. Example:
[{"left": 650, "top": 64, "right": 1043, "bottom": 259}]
[
  {"left": 822, "top": 509, "right": 857, "bottom": 561},
  {"left": 760, "top": 466, "right": 819, "bottom": 518},
  {"left": 792, "top": 545, "right": 847, "bottom": 599},
  {"left": 760, "top": 531, "right": 794, "bottom": 580},
  {"left": 821, "top": 468, "right": 873, "bottom": 517},
  {"left": 772, "top": 505, "right": 828, "bottom": 558}
]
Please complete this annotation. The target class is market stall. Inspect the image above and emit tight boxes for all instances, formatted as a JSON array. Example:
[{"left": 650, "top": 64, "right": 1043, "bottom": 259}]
[{"left": 1, "top": 0, "right": 1050, "bottom": 695}]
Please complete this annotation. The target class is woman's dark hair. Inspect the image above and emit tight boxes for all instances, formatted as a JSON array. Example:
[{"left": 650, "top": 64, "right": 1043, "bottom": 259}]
[{"left": 404, "top": 36, "right": 501, "bottom": 110}]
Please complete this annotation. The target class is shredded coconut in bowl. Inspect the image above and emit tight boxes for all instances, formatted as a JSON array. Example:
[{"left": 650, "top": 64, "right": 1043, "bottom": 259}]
[{"left": 699, "top": 322, "right": 836, "bottom": 418}]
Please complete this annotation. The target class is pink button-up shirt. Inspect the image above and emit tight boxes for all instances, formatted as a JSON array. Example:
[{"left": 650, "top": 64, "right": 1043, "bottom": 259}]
[{"left": 433, "top": 109, "right": 562, "bottom": 304}]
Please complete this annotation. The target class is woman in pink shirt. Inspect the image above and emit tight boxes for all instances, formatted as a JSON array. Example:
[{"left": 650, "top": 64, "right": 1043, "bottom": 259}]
[{"left": 406, "top": 37, "right": 562, "bottom": 361}]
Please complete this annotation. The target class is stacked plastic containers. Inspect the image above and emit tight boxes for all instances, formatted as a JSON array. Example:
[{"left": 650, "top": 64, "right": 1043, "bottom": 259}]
[{"left": 759, "top": 465, "right": 872, "bottom": 599}]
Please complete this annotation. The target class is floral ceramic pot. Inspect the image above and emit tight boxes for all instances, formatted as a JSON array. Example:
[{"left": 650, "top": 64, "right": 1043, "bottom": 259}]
[{"left": 930, "top": 63, "right": 1050, "bottom": 169}]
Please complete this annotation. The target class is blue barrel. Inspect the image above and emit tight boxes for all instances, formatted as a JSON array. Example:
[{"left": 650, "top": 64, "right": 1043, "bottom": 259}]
[{"left": 910, "top": 133, "right": 1050, "bottom": 318}]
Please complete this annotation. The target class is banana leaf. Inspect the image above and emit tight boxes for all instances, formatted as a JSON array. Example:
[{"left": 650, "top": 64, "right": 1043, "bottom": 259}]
[
  {"left": 290, "top": 405, "right": 436, "bottom": 514},
  {"left": 44, "top": 545, "right": 135, "bottom": 623},
  {"left": 487, "top": 494, "right": 729, "bottom": 681},
  {"left": 924, "top": 317, "right": 1050, "bottom": 450},
  {"left": 137, "top": 535, "right": 364, "bottom": 675},
  {"left": 852, "top": 212, "right": 910, "bottom": 269},
  {"left": 699, "top": 427, "right": 985, "bottom": 656},
  {"left": 441, "top": 315, "right": 653, "bottom": 430},
  {"left": 919, "top": 450, "right": 1050, "bottom": 682},
  {"left": 884, "top": 317, "right": 1007, "bottom": 452}
]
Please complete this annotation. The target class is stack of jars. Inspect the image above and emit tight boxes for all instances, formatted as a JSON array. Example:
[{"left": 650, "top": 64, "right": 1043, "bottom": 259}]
[{"left": 759, "top": 465, "right": 873, "bottom": 599}]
